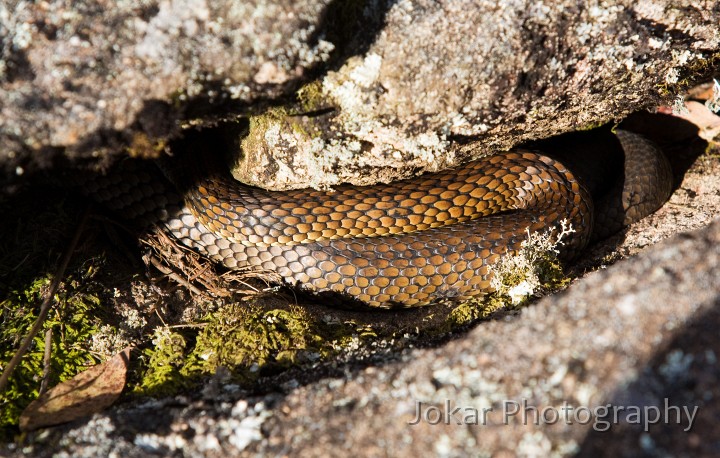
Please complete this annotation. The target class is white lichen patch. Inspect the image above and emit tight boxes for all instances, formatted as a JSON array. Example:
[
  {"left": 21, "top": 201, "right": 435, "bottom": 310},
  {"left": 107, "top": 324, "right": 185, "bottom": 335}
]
[
  {"left": 135, "top": 0, "right": 210, "bottom": 62},
  {"left": 348, "top": 53, "right": 382, "bottom": 88},
  {"left": 318, "top": 52, "right": 452, "bottom": 183},
  {"left": 489, "top": 220, "right": 575, "bottom": 305},
  {"left": 665, "top": 68, "right": 680, "bottom": 85},
  {"left": 672, "top": 95, "right": 689, "bottom": 115},
  {"left": 664, "top": 48, "right": 700, "bottom": 85},
  {"left": 706, "top": 79, "right": 720, "bottom": 114},
  {"left": 89, "top": 325, "right": 131, "bottom": 359},
  {"left": 323, "top": 54, "right": 383, "bottom": 117},
  {"left": 88, "top": 303, "right": 146, "bottom": 358}
]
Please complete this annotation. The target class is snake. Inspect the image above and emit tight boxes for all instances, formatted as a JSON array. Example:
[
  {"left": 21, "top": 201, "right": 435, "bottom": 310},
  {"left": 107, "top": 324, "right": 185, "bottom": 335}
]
[{"left": 87, "top": 129, "right": 673, "bottom": 308}]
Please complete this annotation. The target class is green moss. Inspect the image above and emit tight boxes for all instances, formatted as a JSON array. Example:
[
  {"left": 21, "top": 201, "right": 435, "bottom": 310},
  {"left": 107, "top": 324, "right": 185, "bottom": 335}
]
[
  {"left": 538, "top": 258, "right": 571, "bottom": 289},
  {"left": 297, "top": 80, "right": 326, "bottom": 113},
  {"left": 656, "top": 52, "right": 720, "bottom": 99},
  {"left": 133, "top": 303, "right": 369, "bottom": 392},
  {"left": 0, "top": 270, "right": 105, "bottom": 441},
  {"left": 239, "top": 107, "right": 289, "bottom": 157},
  {"left": 181, "top": 304, "right": 325, "bottom": 383},
  {"left": 135, "top": 328, "right": 188, "bottom": 397},
  {"left": 247, "top": 107, "right": 288, "bottom": 135},
  {"left": 577, "top": 121, "right": 607, "bottom": 132},
  {"left": 443, "top": 226, "right": 572, "bottom": 330},
  {"left": 237, "top": 104, "right": 325, "bottom": 166},
  {"left": 288, "top": 117, "right": 311, "bottom": 139},
  {"left": 234, "top": 77, "right": 338, "bottom": 163},
  {"left": 446, "top": 297, "right": 498, "bottom": 327},
  {"left": 0, "top": 192, "right": 122, "bottom": 440}
]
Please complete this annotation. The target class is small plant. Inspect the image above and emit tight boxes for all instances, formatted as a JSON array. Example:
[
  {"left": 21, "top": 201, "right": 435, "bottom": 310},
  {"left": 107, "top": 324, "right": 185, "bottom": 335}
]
[
  {"left": 0, "top": 271, "right": 105, "bottom": 440},
  {"left": 489, "top": 220, "right": 575, "bottom": 305},
  {"left": 706, "top": 78, "right": 720, "bottom": 113},
  {"left": 134, "top": 304, "right": 369, "bottom": 395},
  {"left": 448, "top": 221, "right": 574, "bottom": 327}
]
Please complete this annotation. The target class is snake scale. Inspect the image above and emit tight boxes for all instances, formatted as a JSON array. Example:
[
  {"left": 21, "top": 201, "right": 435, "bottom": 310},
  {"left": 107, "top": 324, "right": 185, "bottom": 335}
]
[{"left": 87, "top": 129, "right": 673, "bottom": 308}]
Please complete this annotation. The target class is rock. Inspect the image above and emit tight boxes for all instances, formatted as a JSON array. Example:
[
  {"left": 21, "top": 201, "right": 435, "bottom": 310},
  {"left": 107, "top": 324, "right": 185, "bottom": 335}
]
[
  {"left": 1, "top": 1, "right": 720, "bottom": 455},
  {"left": 1, "top": 0, "right": 719, "bottom": 193},
  {"left": 7, "top": 215, "right": 720, "bottom": 457},
  {"left": 266, "top": 0, "right": 719, "bottom": 190},
  {"left": 0, "top": 0, "right": 334, "bottom": 189}
]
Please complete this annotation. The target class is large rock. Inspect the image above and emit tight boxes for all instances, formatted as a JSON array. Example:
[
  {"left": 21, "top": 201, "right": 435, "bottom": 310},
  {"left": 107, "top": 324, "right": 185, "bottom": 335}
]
[
  {"left": 0, "top": 0, "right": 334, "bottom": 185},
  {"left": 1, "top": 2, "right": 719, "bottom": 455},
  {"left": 9, "top": 209, "right": 720, "bottom": 458},
  {"left": 268, "top": 0, "right": 719, "bottom": 190},
  {"left": 1, "top": 0, "right": 718, "bottom": 192}
]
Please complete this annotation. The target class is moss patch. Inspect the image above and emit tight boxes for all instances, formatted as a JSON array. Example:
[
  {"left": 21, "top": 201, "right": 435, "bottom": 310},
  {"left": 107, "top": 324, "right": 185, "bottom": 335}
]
[
  {"left": 0, "top": 270, "right": 106, "bottom": 441},
  {"left": 238, "top": 106, "right": 317, "bottom": 160},
  {"left": 444, "top": 223, "right": 573, "bottom": 329},
  {"left": 297, "top": 80, "right": 326, "bottom": 113},
  {"left": 0, "top": 172, "right": 576, "bottom": 441},
  {"left": 237, "top": 79, "right": 333, "bottom": 163},
  {"left": 657, "top": 52, "right": 720, "bottom": 98},
  {"left": 134, "top": 303, "right": 370, "bottom": 396}
]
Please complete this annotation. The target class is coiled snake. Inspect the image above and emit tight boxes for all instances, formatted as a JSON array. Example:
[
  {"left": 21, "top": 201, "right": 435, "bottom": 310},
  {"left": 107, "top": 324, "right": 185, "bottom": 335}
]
[{"left": 89, "top": 129, "right": 673, "bottom": 308}]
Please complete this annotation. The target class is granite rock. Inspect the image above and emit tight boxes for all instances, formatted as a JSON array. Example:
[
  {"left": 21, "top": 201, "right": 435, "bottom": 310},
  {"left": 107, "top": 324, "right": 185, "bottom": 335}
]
[{"left": 1, "top": 0, "right": 718, "bottom": 192}]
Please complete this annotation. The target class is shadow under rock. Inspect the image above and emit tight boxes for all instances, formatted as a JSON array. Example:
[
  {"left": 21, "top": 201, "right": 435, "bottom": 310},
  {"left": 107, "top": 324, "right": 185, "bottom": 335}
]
[
  {"left": 525, "top": 112, "right": 707, "bottom": 273},
  {"left": 578, "top": 295, "right": 720, "bottom": 457}
]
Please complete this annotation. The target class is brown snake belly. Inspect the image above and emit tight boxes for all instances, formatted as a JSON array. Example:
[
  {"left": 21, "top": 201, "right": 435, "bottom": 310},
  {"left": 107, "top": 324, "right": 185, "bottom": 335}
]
[{"left": 90, "top": 129, "right": 673, "bottom": 308}]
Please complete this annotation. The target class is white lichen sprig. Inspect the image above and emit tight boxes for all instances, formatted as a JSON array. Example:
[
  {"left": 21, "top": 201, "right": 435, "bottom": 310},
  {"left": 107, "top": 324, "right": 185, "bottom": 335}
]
[
  {"left": 706, "top": 78, "right": 720, "bottom": 114},
  {"left": 488, "top": 220, "right": 575, "bottom": 305}
]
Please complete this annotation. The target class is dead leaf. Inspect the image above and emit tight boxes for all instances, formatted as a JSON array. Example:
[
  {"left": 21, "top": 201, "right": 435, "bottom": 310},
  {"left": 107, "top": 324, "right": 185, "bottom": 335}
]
[
  {"left": 677, "top": 101, "right": 720, "bottom": 141},
  {"left": 20, "top": 347, "right": 132, "bottom": 431}
]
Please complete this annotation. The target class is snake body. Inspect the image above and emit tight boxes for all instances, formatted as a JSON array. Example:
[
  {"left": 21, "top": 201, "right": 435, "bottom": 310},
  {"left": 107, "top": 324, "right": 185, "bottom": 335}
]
[{"left": 89, "top": 129, "right": 672, "bottom": 308}]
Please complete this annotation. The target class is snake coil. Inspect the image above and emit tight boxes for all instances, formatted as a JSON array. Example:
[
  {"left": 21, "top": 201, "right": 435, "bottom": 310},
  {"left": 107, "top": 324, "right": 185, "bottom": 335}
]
[{"left": 87, "top": 129, "right": 673, "bottom": 308}]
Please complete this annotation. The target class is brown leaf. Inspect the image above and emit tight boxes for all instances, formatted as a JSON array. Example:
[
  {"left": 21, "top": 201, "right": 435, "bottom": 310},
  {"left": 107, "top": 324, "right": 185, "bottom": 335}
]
[
  {"left": 19, "top": 347, "right": 131, "bottom": 431},
  {"left": 677, "top": 101, "right": 720, "bottom": 141}
]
